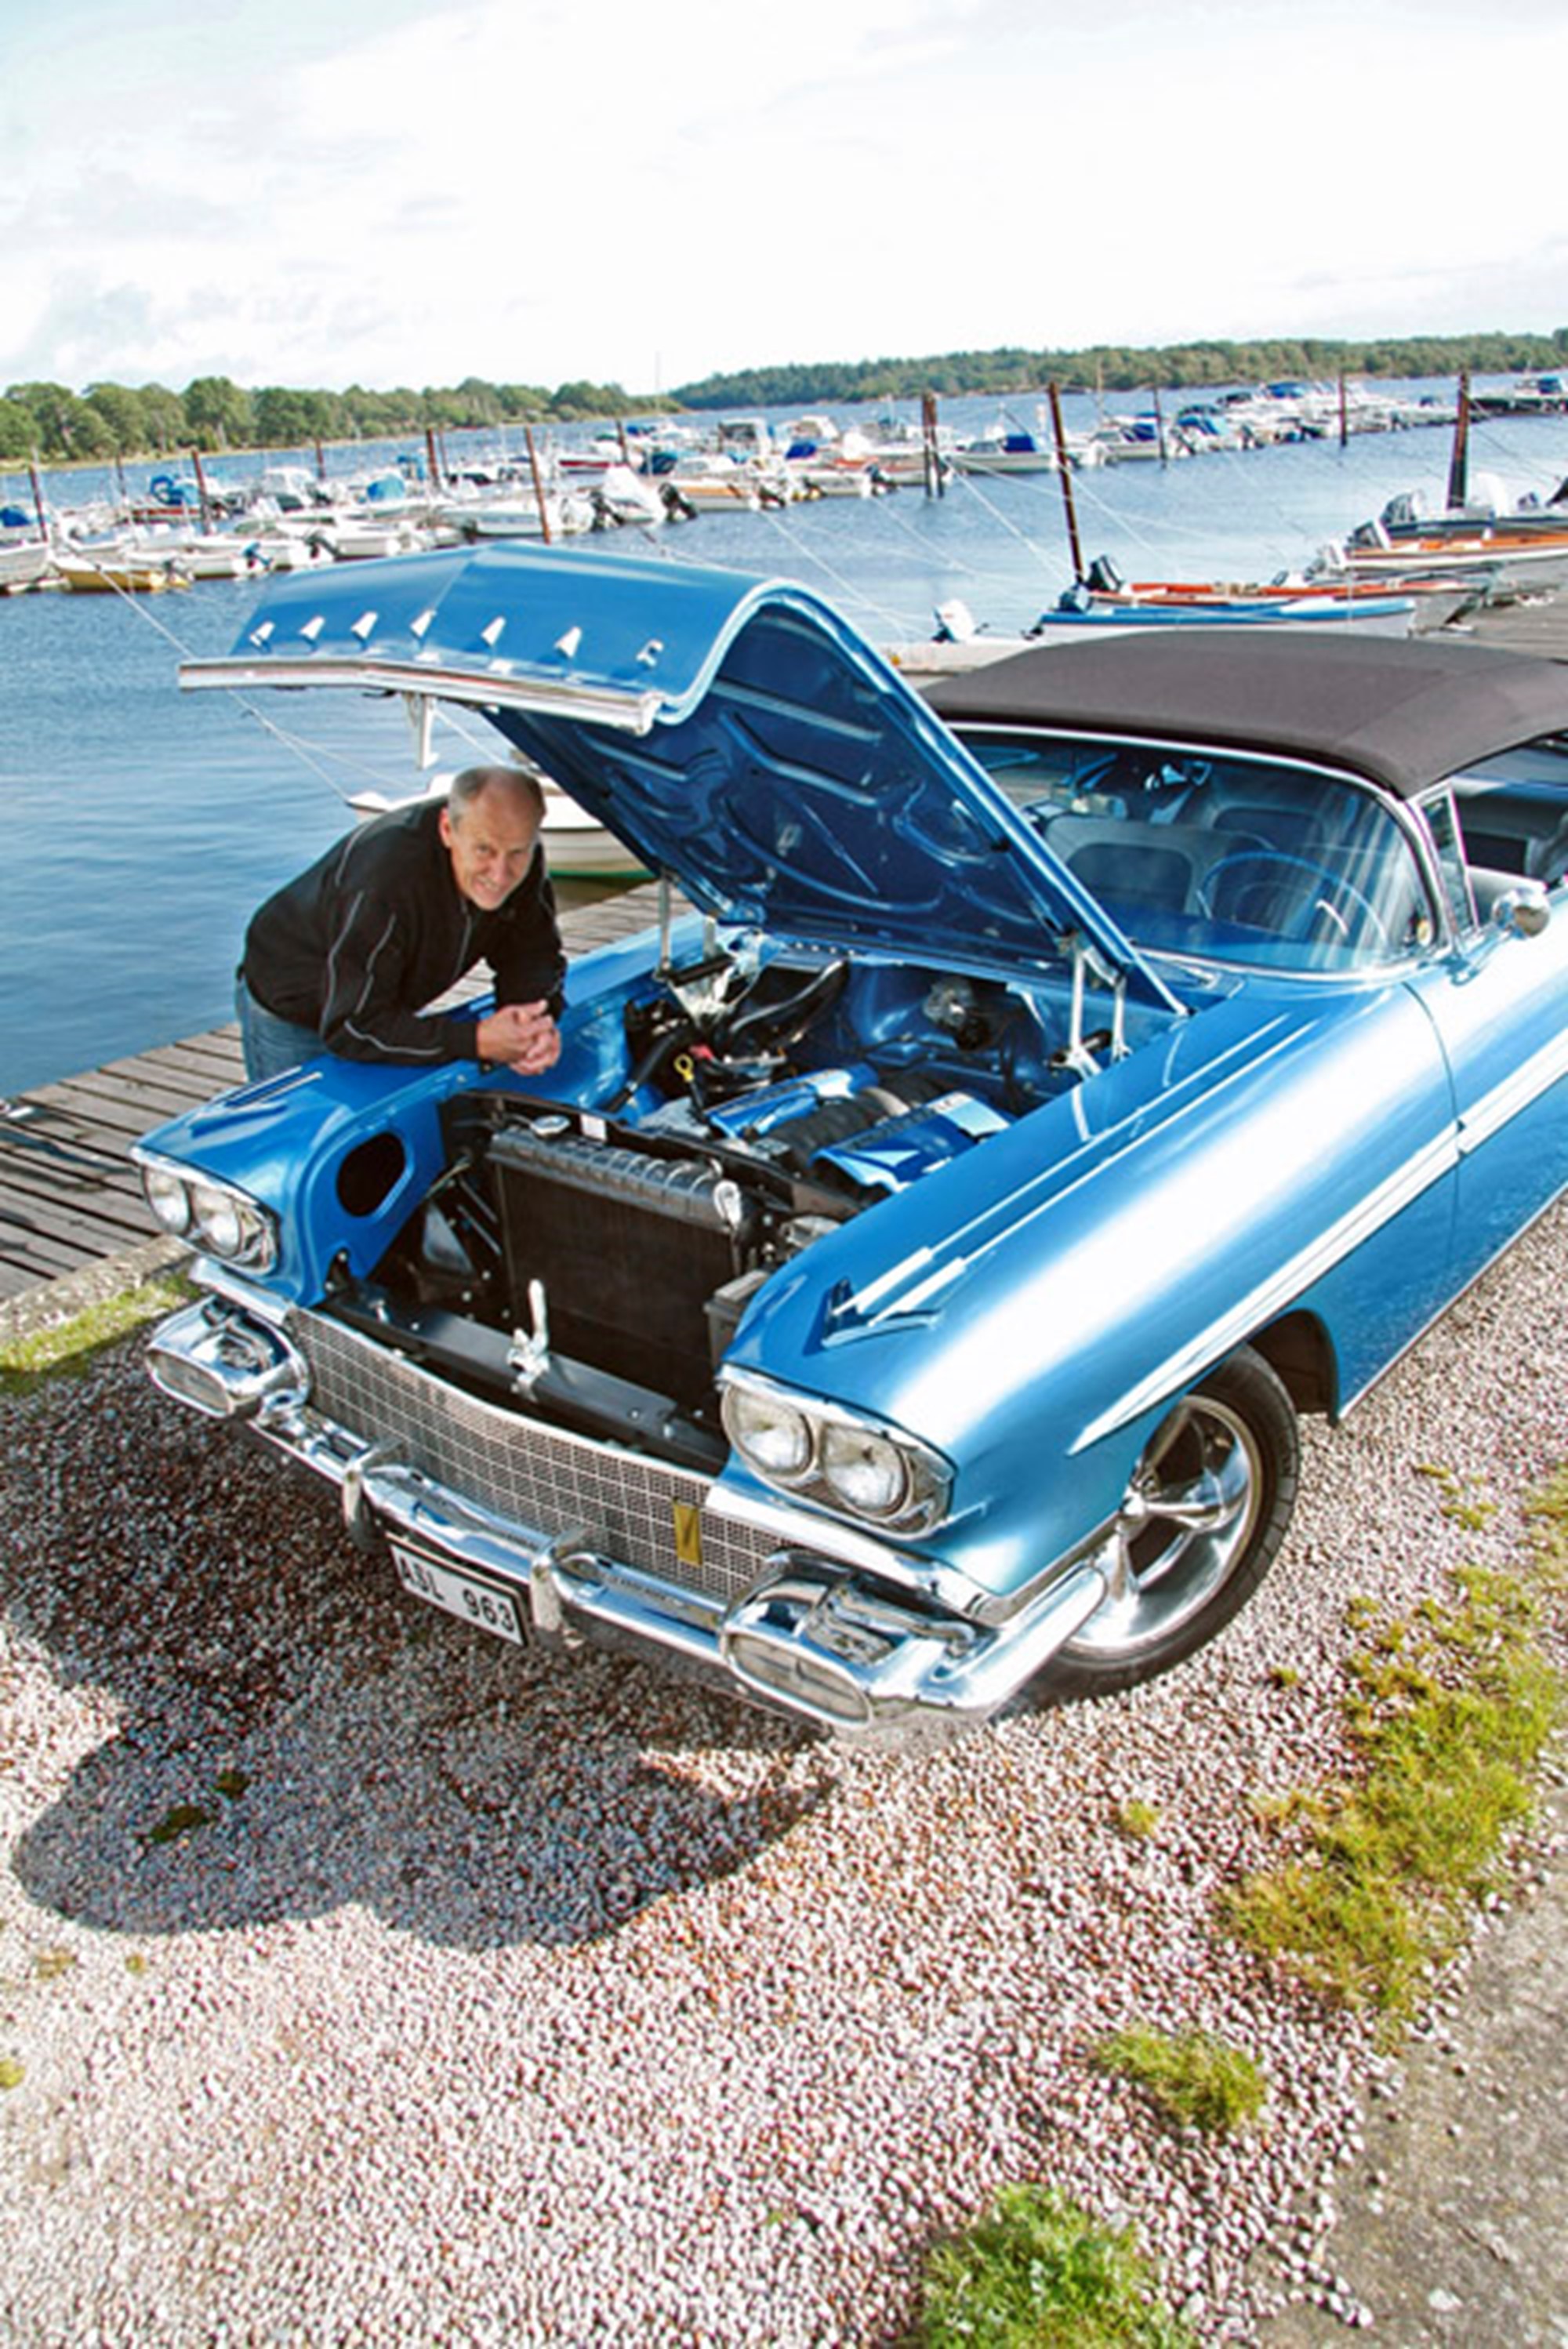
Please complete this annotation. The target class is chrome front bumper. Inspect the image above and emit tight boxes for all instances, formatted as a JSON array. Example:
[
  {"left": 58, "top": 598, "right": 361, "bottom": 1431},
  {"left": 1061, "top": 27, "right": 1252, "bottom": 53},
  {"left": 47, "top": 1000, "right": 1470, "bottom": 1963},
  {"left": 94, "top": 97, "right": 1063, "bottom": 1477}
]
[{"left": 147, "top": 1298, "right": 1108, "bottom": 1746}]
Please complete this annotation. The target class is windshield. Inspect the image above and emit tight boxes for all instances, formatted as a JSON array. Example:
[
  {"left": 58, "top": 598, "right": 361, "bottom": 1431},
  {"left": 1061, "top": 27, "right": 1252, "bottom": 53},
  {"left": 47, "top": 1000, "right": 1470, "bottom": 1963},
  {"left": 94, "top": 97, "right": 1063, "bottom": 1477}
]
[{"left": 956, "top": 730, "right": 1436, "bottom": 973}]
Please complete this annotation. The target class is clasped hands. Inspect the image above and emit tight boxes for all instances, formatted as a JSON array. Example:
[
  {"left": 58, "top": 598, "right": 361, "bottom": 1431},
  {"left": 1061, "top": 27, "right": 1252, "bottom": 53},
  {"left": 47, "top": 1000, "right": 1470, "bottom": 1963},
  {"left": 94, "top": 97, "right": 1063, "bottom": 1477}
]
[{"left": 477, "top": 999, "right": 561, "bottom": 1076}]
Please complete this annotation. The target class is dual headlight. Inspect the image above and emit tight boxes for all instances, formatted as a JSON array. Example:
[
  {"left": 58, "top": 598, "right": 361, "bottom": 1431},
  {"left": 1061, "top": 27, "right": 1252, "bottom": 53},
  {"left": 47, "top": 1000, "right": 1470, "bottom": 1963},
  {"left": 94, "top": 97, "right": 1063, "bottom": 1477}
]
[
  {"left": 720, "top": 1371, "right": 951, "bottom": 1534},
  {"left": 136, "top": 1153, "right": 278, "bottom": 1272}
]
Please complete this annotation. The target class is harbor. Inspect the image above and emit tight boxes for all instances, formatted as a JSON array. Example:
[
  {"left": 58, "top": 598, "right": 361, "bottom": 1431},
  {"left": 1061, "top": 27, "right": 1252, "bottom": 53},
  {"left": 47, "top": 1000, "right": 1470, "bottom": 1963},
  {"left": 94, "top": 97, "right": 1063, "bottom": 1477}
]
[{"left": 5, "top": 372, "right": 1565, "bottom": 598}]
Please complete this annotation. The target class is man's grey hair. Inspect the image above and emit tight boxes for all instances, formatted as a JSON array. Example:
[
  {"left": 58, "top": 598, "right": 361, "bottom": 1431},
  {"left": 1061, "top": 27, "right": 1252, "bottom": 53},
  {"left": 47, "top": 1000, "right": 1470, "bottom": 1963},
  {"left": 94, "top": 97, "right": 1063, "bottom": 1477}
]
[{"left": 448, "top": 764, "right": 546, "bottom": 824}]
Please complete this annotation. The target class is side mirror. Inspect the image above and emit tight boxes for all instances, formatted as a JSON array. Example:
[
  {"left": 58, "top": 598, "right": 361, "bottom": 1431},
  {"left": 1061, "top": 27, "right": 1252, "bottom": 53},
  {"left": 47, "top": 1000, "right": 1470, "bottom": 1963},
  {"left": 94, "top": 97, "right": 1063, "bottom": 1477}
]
[{"left": 1490, "top": 880, "right": 1551, "bottom": 939}]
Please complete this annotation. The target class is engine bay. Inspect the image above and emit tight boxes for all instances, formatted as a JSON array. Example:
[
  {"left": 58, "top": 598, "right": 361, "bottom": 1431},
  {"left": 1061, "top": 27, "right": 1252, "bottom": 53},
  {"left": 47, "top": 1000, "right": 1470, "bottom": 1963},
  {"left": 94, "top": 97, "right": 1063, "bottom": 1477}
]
[{"left": 339, "top": 940, "right": 1144, "bottom": 1469}]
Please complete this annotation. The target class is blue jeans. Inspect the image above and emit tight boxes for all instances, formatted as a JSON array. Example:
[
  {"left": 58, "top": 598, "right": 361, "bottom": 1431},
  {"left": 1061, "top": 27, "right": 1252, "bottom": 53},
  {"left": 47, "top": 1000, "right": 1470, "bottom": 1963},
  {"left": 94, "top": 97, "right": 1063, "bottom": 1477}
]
[{"left": 235, "top": 973, "right": 323, "bottom": 1081}]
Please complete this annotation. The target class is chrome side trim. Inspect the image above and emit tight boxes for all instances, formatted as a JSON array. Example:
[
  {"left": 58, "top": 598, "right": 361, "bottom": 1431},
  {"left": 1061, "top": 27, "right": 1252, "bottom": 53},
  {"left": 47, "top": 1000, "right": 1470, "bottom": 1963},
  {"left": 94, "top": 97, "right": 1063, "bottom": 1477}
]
[{"left": 1456, "top": 1023, "right": 1568, "bottom": 1156}]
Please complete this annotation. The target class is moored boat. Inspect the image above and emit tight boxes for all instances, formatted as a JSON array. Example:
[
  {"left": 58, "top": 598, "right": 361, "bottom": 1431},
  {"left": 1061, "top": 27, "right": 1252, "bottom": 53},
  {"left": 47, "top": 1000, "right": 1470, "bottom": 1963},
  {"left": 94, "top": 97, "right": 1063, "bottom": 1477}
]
[
  {"left": 0, "top": 538, "right": 53, "bottom": 593},
  {"left": 1018, "top": 590, "right": 1419, "bottom": 646},
  {"left": 53, "top": 546, "right": 192, "bottom": 594},
  {"left": 1318, "top": 528, "right": 1568, "bottom": 594},
  {"left": 1067, "top": 554, "right": 1479, "bottom": 634},
  {"left": 886, "top": 581, "right": 1421, "bottom": 674}
]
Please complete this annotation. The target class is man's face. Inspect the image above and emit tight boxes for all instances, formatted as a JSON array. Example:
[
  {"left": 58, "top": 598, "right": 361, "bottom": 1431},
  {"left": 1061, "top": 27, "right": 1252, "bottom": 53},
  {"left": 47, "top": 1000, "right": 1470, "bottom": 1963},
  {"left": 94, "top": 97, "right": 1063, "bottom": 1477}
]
[{"left": 441, "top": 783, "right": 539, "bottom": 912}]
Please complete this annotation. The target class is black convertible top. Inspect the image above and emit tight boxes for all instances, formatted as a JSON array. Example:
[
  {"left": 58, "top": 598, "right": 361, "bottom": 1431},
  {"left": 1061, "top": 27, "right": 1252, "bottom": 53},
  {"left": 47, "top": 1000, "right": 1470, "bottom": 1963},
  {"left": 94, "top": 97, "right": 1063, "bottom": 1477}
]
[{"left": 922, "top": 627, "right": 1568, "bottom": 799}]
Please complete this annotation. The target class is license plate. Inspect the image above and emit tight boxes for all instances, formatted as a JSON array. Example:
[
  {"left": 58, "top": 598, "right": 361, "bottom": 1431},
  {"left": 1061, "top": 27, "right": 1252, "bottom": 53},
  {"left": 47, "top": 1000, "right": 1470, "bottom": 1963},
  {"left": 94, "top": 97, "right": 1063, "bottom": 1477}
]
[{"left": 390, "top": 1538, "right": 527, "bottom": 1645}]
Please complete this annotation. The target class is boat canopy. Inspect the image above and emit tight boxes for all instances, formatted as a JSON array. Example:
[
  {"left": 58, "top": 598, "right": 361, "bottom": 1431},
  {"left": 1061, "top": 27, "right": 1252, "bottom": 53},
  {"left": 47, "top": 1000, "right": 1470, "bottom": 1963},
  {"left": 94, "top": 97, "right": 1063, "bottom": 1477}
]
[{"left": 180, "top": 545, "right": 1181, "bottom": 1007}]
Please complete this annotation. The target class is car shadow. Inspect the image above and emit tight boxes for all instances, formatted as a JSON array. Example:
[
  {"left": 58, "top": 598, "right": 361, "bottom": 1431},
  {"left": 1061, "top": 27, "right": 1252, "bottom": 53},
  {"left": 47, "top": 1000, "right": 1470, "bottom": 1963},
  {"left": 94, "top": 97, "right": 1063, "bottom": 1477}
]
[{"left": 4, "top": 1341, "right": 838, "bottom": 1951}]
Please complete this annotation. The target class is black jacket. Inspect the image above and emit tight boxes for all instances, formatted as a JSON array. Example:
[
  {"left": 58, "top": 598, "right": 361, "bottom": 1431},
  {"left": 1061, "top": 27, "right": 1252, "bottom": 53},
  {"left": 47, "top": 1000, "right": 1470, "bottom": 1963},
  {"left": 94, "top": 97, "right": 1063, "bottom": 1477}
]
[{"left": 241, "top": 798, "right": 566, "bottom": 1064}]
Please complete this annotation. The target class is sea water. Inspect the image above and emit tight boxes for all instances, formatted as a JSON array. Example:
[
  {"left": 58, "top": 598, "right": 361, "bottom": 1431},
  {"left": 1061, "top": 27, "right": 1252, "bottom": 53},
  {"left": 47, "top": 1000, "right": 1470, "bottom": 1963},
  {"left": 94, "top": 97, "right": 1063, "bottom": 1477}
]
[{"left": 5, "top": 386, "right": 1568, "bottom": 1098}]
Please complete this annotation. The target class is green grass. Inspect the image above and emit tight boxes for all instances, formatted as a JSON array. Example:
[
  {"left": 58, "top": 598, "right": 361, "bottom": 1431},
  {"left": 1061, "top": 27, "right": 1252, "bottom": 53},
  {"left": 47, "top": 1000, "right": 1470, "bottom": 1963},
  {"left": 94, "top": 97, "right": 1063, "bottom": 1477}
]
[
  {"left": 1221, "top": 1476, "right": 1566, "bottom": 2023},
  {"left": 1091, "top": 2025, "right": 1268, "bottom": 2137},
  {"left": 913, "top": 2185, "right": 1196, "bottom": 2348},
  {"left": 0, "top": 1274, "right": 188, "bottom": 1395}
]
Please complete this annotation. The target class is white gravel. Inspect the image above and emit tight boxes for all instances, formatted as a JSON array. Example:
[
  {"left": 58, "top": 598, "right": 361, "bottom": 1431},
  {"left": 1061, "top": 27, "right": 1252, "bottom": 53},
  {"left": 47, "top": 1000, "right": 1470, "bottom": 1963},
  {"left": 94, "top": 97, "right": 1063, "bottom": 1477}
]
[{"left": 2, "top": 1207, "right": 1566, "bottom": 2347}]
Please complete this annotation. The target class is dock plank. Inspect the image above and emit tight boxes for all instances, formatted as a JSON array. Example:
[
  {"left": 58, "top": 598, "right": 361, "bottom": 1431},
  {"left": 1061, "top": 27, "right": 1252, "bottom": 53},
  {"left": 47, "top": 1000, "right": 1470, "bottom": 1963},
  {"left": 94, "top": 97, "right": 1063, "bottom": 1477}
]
[{"left": 1459, "top": 595, "right": 1568, "bottom": 659}]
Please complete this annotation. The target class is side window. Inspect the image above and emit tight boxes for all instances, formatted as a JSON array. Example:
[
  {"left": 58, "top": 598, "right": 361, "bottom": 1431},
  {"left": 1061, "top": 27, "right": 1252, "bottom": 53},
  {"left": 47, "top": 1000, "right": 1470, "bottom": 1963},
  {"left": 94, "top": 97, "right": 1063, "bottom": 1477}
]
[
  {"left": 1421, "top": 789, "right": 1479, "bottom": 932},
  {"left": 1451, "top": 750, "right": 1568, "bottom": 903}
]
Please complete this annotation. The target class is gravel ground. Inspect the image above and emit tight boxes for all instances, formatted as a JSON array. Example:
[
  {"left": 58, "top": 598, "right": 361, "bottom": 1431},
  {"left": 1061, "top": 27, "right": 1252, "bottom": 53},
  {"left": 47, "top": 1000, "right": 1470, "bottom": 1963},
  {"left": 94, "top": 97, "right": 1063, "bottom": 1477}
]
[{"left": 2, "top": 1213, "right": 1566, "bottom": 2347}]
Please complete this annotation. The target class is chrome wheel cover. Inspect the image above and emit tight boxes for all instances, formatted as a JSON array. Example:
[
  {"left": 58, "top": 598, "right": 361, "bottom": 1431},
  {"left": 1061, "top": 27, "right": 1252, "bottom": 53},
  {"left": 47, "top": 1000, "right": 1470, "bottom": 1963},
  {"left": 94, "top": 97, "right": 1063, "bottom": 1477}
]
[{"left": 1065, "top": 1392, "right": 1265, "bottom": 1661}]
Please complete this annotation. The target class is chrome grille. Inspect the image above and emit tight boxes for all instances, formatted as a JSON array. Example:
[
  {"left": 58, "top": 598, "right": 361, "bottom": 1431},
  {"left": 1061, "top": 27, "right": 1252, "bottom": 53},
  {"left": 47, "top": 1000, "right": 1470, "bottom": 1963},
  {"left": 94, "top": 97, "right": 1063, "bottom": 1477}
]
[{"left": 289, "top": 1309, "right": 781, "bottom": 1607}]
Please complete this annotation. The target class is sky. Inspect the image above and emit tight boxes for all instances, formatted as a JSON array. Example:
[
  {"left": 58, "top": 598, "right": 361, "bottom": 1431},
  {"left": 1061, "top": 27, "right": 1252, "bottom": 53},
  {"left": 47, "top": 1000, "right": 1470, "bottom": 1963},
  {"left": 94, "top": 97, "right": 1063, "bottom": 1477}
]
[{"left": 5, "top": 0, "right": 1566, "bottom": 400}]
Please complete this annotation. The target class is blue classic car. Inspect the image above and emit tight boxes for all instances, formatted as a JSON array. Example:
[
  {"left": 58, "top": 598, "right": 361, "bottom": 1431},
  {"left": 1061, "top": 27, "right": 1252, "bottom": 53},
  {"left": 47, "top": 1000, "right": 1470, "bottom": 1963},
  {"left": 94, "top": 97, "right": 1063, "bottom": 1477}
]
[{"left": 134, "top": 547, "right": 1568, "bottom": 1744}]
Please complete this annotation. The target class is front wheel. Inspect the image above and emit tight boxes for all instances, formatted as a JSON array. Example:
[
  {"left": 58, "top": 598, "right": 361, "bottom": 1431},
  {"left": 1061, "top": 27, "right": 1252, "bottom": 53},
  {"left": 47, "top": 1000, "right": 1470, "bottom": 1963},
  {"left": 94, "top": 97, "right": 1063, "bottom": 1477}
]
[{"left": 1036, "top": 1345, "right": 1300, "bottom": 1703}]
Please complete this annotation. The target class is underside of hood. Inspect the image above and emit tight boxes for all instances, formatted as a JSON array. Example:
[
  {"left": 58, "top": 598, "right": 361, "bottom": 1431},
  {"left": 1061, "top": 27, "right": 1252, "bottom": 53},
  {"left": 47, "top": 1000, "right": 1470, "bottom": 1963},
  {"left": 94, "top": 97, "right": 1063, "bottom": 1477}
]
[{"left": 181, "top": 543, "right": 1179, "bottom": 1008}]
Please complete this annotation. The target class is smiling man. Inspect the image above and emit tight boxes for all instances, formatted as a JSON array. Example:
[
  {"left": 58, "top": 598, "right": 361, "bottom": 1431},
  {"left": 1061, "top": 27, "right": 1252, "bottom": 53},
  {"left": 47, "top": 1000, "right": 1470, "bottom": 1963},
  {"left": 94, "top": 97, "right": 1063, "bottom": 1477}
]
[{"left": 235, "top": 764, "right": 566, "bottom": 1080}]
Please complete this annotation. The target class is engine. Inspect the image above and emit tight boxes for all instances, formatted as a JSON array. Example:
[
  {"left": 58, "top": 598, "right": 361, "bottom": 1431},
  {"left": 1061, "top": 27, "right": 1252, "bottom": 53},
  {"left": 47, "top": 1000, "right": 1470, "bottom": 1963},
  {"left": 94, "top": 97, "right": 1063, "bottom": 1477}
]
[{"left": 345, "top": 948, "right": 1074, "bottom": 1470}]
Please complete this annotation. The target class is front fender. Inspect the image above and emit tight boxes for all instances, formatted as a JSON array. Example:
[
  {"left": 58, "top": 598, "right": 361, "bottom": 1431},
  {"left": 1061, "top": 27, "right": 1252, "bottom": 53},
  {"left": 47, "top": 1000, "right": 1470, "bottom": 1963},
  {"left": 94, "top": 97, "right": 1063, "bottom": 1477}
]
[
  {"left": 139, "top": 1051, "right": 475, "bottom": 1299},
  {"left": 724, "top": 982, "right": 1457, "bottom": 1603}
]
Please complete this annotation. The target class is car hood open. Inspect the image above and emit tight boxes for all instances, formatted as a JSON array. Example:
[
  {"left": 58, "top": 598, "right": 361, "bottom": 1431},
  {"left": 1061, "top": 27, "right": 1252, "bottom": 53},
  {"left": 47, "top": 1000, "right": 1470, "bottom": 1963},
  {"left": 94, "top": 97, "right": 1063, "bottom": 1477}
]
[{"left": 181, "top": 544, "right": 1181, "bottom": 1010}]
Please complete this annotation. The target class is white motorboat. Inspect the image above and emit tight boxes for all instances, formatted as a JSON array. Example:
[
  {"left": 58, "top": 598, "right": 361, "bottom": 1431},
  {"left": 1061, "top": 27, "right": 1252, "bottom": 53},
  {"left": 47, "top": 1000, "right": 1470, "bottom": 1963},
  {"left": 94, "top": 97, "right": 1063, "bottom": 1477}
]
[
  {"left": 0, "top": 538, "right": 53, "bottom": 593},
  {"left": 136, "top": 529, "right": 258, "bottom": 580}
]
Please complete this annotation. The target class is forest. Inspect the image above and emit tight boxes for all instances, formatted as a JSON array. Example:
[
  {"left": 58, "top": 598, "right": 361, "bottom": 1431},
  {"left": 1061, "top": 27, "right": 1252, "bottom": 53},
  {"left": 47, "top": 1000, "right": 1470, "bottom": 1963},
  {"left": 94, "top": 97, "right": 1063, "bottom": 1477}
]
[{"left": 5, "top": 329, "right": 1566, "bottom": 465}]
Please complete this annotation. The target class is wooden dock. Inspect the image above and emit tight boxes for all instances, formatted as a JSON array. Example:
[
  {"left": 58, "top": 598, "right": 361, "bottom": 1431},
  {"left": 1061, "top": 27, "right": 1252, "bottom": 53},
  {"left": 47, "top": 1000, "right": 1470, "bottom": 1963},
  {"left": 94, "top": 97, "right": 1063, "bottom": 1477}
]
[
  {"left": 0, "top": 884, "right": 672, "bottom": 1305},
  {"left": 1460, "top": 591, "right": 1568, "bottom": 659}
]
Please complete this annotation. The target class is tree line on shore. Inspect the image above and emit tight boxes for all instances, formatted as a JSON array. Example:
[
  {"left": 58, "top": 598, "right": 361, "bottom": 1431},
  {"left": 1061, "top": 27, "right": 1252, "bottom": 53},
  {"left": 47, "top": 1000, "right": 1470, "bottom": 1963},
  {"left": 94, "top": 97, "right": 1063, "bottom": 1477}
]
[{"left": 5, "top": 329, "right": 1566, "bottom": 467}]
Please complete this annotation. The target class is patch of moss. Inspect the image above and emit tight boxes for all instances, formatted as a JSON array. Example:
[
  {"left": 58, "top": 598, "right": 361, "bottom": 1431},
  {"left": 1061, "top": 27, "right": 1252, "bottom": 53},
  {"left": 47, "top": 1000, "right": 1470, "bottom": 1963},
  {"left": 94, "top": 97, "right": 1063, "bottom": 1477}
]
[
  {"left": 1416, "top": 1458, "right": 1501, "bottom": 1530},
  {"left": 1092, "top": 2024, "right": 1268, "bottom": 2137}
]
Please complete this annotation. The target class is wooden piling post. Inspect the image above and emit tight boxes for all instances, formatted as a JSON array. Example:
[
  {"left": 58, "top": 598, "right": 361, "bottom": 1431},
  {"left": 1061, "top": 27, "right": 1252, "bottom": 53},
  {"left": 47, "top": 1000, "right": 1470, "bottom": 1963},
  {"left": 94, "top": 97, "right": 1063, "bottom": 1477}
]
[
  {"left": 1047, "top": 381, "right": 1084, "bottom": 583},
  {"left": 1446, "top": 372, "right": 1472, "bottom": 512},
  {"left": 921, "top": 392, "right": 944, "bottom": 497},
  {"left": 190, "top": 447, "right": 214, "bottom": 533},
  {"left": 524, "top": 424, "right": 553, "bottom": 544}
]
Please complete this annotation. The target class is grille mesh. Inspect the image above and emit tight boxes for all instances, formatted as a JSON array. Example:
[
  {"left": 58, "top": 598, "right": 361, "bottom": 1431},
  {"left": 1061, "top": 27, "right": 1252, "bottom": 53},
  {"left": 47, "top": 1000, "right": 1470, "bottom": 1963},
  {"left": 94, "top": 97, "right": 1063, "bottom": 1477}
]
[{"left": 291, "top": 1310, "right": 780, "bottom": 1607}]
